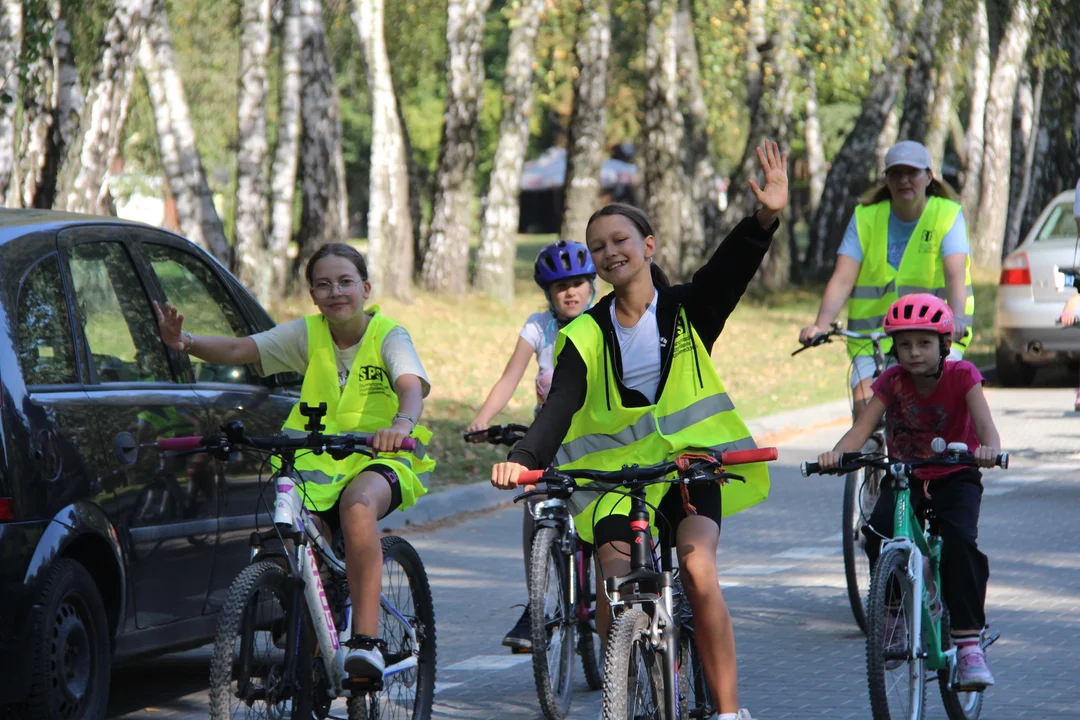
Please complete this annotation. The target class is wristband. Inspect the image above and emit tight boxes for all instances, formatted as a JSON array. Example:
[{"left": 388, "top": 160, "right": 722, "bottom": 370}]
[
  {"left": 181, "top": 331, "right": 194, "bottom": 352},
  {"left": 393, "top": 413, "right": 416, "bottom": 429}
]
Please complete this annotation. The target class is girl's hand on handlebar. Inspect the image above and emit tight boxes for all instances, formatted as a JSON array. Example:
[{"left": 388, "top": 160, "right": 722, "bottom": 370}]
[
  {"left": 491, "top": 461, "right": 527, "bottom": 490},
  {"left": 799, "top": 324, "right": 823, "bottom": 345},
  {"left": 1059, "top": 310, "right": 1076, "bottom": 326},
  {"left": 154, "top": 301, "right": 186, "bottom": 351},
  {"left": 818, "top": 451, "right": 842, "bottom": 470},
  {"left": 974, "top": 445, "right": 1000, "bottom": 468},
  {"left": 372, "top": 420, "right": 413, "bottom": 453},
  {"left": 465, "top": 419, "right": 489, "bottom": 436}
]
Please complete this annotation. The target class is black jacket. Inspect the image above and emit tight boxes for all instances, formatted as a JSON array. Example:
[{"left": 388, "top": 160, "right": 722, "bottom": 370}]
[{"left": 507, "top": 214, "right": 777, "bottom": 470}]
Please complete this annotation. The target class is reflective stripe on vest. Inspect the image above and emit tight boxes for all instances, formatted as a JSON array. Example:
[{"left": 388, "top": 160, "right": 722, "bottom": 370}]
[
  {"left": 846, "top": 197, "right": 974, "bottom": 357},
  {"left": 275, "top": 311, "right": 434, "bottom": 511},
  {"left": 555, "top": 308, "right": 769, "bottom": 544}
]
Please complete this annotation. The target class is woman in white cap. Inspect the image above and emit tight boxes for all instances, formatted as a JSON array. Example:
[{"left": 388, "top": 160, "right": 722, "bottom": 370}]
[{"left": 799, "top": 140, "right": 974, "bottom": 419}]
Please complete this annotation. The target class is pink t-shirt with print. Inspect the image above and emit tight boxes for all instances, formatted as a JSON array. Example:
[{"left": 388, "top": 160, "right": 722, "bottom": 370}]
[{"left": 871, "top": 360, "right": 984, "bottom": 481}]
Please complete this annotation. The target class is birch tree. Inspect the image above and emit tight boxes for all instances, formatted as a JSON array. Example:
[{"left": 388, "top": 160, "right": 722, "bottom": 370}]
[
  {"left": 421, "top": 0, "right": 491, "bottom": 294},
  {"left": 296, "top": 0, "right": 349, "bottom": 284},
  {"left": 139, "top": 0, "right": 229, "bottom": 261},
  {"left": 559, "top": 0, "right": 610, "bottom": 244},
  {"left": 269, "top": 0, "right": 303, "bottom": 299},
  {"left": 55, "top": 0, "right": 152, "bottom": 215},
  {"left": 896, "top": 0, "right": 944, "bottom": 144},
  {"left": 0, "top": 0, "right": 23, "bottom": 201},
  {"left": 923, "top": 27, "right": 961, "bottom": 172},
  {"left": 804, "top": 68, "right": 826, "bottom": 218},
  {"left": 474, "top": 0, "right": 546, "bottom": 303},
  {"left": 971, "top": 0, "right": 1040, "bottom": 267},
  {"left": 959, "top": 0, "right": 990, "bottom": 217},
  {"left": 1005, "top": 63, "right": 1044, "bottom": 254}
]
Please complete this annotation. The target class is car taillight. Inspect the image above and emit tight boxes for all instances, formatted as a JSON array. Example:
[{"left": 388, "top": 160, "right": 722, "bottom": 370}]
[
  {"left": 1000, "top": 252, "right": 1031, "bottom": 285},
  {"left": 0, "top": 498, "right": 12, "bottom": 522}
]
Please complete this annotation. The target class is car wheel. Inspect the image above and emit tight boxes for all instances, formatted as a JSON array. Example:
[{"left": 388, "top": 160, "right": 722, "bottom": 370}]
[
  {"left": 995, "top": 344, "right": 1036, "bottom": 387},
  {"left": 24, "top": 559, "right": 111, "bottom": 720}
]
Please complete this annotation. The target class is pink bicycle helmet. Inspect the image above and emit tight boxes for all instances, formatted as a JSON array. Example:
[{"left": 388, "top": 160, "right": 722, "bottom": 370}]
[{"left": 883, "top": 293, "right": 954, "bottom": 336}]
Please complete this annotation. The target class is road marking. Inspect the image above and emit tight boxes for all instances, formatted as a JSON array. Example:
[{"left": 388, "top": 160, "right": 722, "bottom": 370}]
[
  {"left": 444, "top": 654, "right": 532, "bottom": 671},
  {"left": 1031, "top": 464, "right": 1074, "bottom": 473},
  {"left": 982, "top": 486, "right": 1018, "bottom": 497},
  {"left": 435, "top": 681, "right": 463, "bottom": 694},
  {"left": 720, "top": 565, "right": 794, "bottom": 576},
  {"left": 990, "top": 475, "right": 1048, "bottom": 484},
  {"left": 820, "top": 533, "right": 844, "bottom": 543},
  {"left": 774, "top": 546, "right": 842, "bottom": 560}
]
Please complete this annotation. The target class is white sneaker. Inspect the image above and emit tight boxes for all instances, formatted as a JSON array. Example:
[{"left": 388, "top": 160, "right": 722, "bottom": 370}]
[{"left": 344, "top": 636, "right": 386, "bottom": 679}]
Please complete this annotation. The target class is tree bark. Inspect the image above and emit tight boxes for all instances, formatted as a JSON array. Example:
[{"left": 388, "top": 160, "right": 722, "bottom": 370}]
[
  {"left": 295, "top": 0, "right": 349, "bottom": 287},
  {"left": 139, "top": 0, "right": 229, "bottom": 261},
  {"left": 642, "top": 0, "right": 689, "bottom": 278},
  {"left": 875, "top": 106, "right": 900, "bottom": 177},
  {"left": 559, "top": 0, "right": 610, "bottom": 243},
  {"left": 971, "top": 0, "right": 1039, "bottom": 267},
  {"left": 474, "top": 0, "right": 546, "bottom": 303},
  {"left": 55, "top": 0, "right": 151, "bottom": 214},
  {"left": 353, "top": 0, "right": 415, "bottom": 300},
  {"left": 923, "top": 27, "right": 961, "bottom": 172},
  {"left": 268, "top": 0, "right": 302, "bottom": 300},
  {"left": 232, "top": 0, "right": 272, "bottom": 296},
  {"left": 897, "top": 0, "right": 944, "bottom": 144},
  {"left": 804, "top": 66, "right": 826, "bottom": 219},
  {"left": 806, "top": 0, "right": 922, "bottom": 278},
  {"left": 1005, "top": 62, "right": 1043, "bottom": 255},
  {"left": 0, "top": 0, "right": 23, "bottom": 201},
  {"left": 421, "top": 0, "right": 491, "bottom": 294},
  {"left": 959, "top": 0, "right": 990, "bottom": 217}
]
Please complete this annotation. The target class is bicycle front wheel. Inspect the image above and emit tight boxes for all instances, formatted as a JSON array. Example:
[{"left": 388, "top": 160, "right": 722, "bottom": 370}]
[
  {"left": 843, "top": 467, "right": 876, "bottom": 634},
  {"left": 676, "top": 630, "right": 711, "bottom": 719},
  {"left": 866, "top": 548, "right": 926, "bottom": 720},
  {"left": 209, "top": 560, "right": 313, "bottom": 720},
  {"left": 577, "top": 543, "right": 603, "bottom": 692},
  {"left": 529, "top": 526, "right": 575, "bottom": 719},
  {"left": 602, "top": 608, "right": 663, "bottom": 720}
]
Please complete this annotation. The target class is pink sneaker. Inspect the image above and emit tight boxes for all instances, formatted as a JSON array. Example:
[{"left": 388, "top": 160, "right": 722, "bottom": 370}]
[
  {"left": 956, "top": 645, "right": 995, "bottom": 689},
  {"left": 1074, "top": 389, "right": 1080, "bottom": 412}
]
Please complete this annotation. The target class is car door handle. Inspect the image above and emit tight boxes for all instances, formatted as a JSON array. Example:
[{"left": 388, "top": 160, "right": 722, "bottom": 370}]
[{"left": 113, "top": 431, "right": 138, "bottom": 465}]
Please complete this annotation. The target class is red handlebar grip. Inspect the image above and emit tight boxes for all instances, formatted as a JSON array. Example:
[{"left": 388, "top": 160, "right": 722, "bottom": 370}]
[
  {"left": 400, "top": 437, "right": 417, "bottom": 452},
  {"left": 157, "top": 436, "right": 206, "bottom": 451},
  {"left": 517, "top": 469, "right": 546, "bottom": 485},
  {"left": 721, "top": 447, "right": 778, "bottom": 465}
]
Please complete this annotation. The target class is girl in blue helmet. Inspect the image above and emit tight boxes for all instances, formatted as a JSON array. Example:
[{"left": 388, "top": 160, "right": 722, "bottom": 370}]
[{"left": 466, "top": 239, "right": 597, "bottom": 651}]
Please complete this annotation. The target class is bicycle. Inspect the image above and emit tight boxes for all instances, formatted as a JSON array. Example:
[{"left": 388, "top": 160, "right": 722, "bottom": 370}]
[
  {"left": 464, "top": 424, "right": 602, "bottom": 720},
  {"left": 802, "top": 441, "right": 1007, "bottom": 720},
  {"left": 794, "top": 320, "right": 890, "bottom": 633},
  {"left": 516, "top": 446, "right": 778, "bottom": 720},
  {"left": 157, "top": 402, "right": 436, "bottom": 720}
]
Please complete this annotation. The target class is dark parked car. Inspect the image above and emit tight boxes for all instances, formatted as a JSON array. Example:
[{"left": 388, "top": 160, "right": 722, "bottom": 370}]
[{"left": 0, "top": 210, "right": 299, "bottom": 719}]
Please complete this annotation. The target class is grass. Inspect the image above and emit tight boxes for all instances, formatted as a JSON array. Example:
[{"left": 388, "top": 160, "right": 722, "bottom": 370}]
[{"left": 274, "top": 243, "right": 1002, "bottom": 490}]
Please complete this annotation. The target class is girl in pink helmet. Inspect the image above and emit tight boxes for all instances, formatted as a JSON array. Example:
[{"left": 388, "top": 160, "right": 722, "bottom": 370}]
[{"left": 817, "top": 293, "right": 1003, "bottom": 689}]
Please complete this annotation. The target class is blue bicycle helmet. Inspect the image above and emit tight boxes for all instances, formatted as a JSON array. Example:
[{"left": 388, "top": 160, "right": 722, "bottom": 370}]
[{"left": 533, "top": 240, "right": 596, "bottom": 287}]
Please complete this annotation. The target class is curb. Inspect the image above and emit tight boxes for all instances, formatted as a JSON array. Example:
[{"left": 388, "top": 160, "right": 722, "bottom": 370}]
[{"left": 384, "top": 397, "right": 856, "bottom": 531}]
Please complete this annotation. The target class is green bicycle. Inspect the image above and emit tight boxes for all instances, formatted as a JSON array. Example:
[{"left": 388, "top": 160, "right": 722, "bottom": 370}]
[{"left": 803, "top": 441, "right": 1006, "bottom": 720}]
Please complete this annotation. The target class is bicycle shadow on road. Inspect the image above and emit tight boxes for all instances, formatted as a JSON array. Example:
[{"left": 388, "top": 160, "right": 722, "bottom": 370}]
[{"left": 106, "top": 647, "right": 212, "bottom": 718}]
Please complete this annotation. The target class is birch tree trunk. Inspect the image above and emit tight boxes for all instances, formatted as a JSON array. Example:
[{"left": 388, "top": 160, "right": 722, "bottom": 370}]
[
  {"left": 353, "top": 0, "right": 415, "bottom": 300},
  {"left": 959, "top": 0, "right": 990, "bottom": 217},
  {"left": 806, "top": 0, "right": 922, "bottom": 278},
  {"left": 421, "top": 0, "right": 491, "bottom": 294},
  {"left": 55, "top": 0, "right": 151, "bottom": 214},
  {"left": 139, "top": 0, "right": 229, "bottom": 260},
  {"left": 804, "top": 67, "right": 826, "bottom": 218},
  {"left": 559, "top": 0, "right": 610, "bottom": 243},
  {"left": 474, "top": 0, "right": 545, "bottom": 302},
  {"left": 1005, "top": 63, "right": 1043, "bottom": 255},
  {"left": 896, "top": 0, "right": 944, "bottom": 144},
  {"left": 14, "top": 0, "right": 50, "bottom": 208},
  {"left": 296, "top": 0, "right": 349, "bottom": 286},
  {"left": 923, "top": 28, "right": 961, "bottom": 172},
  {"left": 642, "top": 0, "right": 689, "bottom": 277},
  {"left": 232, "top": 0, "right": 272, "bottom": 296},
  {"left": 1017, "top": 60, "right": 1074, "bottom": 243},
  {"left": 0, "top": 0, "right": 23, "bottom": 201},
  {"left": 268, "top": 0, "right": 302, "bottom": 299},
  {"left": 875, "top": 107, "right": 900, "bottom": 176},
  {"left": 971, "top": 0, "right": 1040, "bottom": 267}
]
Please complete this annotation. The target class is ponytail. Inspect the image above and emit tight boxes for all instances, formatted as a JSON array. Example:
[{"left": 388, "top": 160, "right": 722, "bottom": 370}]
[{"left": 650, "top": 262, "right": 670, "bottom": 289}]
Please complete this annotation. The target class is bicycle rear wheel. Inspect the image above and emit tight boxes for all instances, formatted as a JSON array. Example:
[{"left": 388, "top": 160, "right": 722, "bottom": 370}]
[
  {"left": 938, "top": 608, "right": 984, "bottom": 720},
  {"left": 577, "top": 543, "right": 603, "bottom": 692},
  {"left": 866, "top": 548, "right": 926, "bottom": 720},
  {"left": 209, "top": 560, "right": 313, "bottom": 720},
  {"left": 529, "top": 526, "right": 575, "bottom": 719},
  {"left": 843, "top": 467, "right": 877, "bottom": 634},
  {"left": 601, "top": 608, "right": 663, "bottom": 720}
]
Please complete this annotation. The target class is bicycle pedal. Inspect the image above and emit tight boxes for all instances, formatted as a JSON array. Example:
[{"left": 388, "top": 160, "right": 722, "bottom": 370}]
[
  {"left": 344, "top": 675, "right": 383, "bottom": 690},
  {"left": 509, "top": 646, "right": 533, "bottom": 655}
]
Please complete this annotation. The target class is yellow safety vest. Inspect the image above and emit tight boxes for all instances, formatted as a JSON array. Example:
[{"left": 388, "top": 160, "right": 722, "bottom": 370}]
[
  {"left": 555, "top": 307, "right": 769, "bottom": 545},
  {"left": 847, "top": 197, "right": 974, "bottom": 357},
  {"left": 278, "top": 310, "right": 433, "bottom": 512}
]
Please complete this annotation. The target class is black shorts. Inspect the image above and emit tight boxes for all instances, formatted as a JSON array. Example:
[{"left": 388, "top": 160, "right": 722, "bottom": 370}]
[
  {"left": 313, "top": 464, "right": 402, "bottom": 538},
  {"left": 592, "top": 481, "right": 723, "bottom": 549}
]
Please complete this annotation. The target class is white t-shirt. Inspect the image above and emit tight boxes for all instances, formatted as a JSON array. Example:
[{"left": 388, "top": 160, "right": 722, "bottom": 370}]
[
  {"left": 610, "top": 291, "right": 662, "bottom": 403},
  {"left": 520, "top": 311, "right": 560, "bottom": 403},
  {"left": 250, "top": 317, "right": 431, "bottom": 396}
]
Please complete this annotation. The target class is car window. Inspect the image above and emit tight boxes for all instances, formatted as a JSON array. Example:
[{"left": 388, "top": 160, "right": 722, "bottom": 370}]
[
  {"left": 16, "top": 254, "right": 78, "bottom": 385},
  {"left": 68, "top": 242, "right": 174, "bottom": 384},
  {"left": 1035, "top": 201, "right": 1078, "bottom": 241},
  {"left": 143, "top": 243, "right": 255, "bottom": 385}
]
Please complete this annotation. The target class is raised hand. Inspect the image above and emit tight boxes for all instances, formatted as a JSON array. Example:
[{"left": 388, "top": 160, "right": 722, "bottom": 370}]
[
  {"left": 154, "top": 301, "right": 186, "bottom": 351},
  {"left": 749, "top": 139, "right": 789, "bottom": 222}
]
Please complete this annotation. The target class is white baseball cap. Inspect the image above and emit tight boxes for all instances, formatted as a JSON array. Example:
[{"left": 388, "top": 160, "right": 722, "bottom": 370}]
[{"left": 884, "top": 141, "right": 932, "bottom": 171}]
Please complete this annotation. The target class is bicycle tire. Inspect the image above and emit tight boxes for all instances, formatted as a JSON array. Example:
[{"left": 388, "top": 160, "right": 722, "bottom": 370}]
[
  {"left": 676, "top": 630, "right": 711, "bottom": 719},
  {"left": 529, "top": 526, "right": 575, "bottom": 719},
  {"left": 843, "top": 468, "right": 874, "bottom": 634},
  {"left": 209, "top": 559, "right": 313, "bottom": 720},
  {"left": 866, "top": 548, "right": 926, "bottom": 720},
  {"left": 349, "top": 535, "right": 437, "bottom": 720},
  {"left": 938, "top": 608, "right": 985, "bottom": 720},
  {"left": 577, "top": 543, "right": 603, "bottom": 692},
  {"left": 601, "top": 608, "right": 663, "bottom": 720}
]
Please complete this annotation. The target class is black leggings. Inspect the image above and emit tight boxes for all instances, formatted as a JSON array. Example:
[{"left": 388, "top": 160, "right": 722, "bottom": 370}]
[{"left": 864, "top": 468, "right": 989, "bottom": 630}]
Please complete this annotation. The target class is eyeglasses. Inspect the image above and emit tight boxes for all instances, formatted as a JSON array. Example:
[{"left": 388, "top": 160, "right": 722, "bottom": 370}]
[{"left": 312, "top": 278, "right": 362, "bottom": 298}]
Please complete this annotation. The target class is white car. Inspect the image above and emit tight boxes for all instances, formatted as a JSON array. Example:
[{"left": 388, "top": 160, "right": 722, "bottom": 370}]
[{"left": 994, "top": 189, "right": 1080, "bottom": 386}]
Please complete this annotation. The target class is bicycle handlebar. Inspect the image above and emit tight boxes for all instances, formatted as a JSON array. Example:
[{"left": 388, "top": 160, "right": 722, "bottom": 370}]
[
  {"left": 792, "top": 323, "right": 889, "bottom": 357},
  {"left": 463, "top": 423, "right": 530, "bottom": 446},
  {"left": 516, "top": 447, "right": 779, "bottom": 487},
  {"left": 157, "top": 428, "right": 416, "bottom": 454},
  {"left": 801, "top": 450, "right": 1008, "bottom": 477}
]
